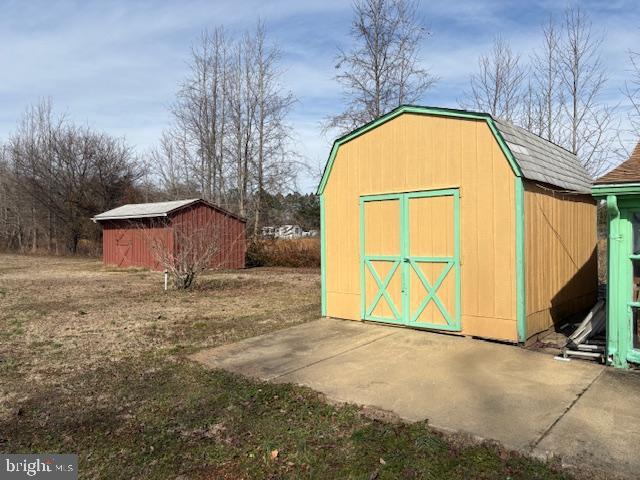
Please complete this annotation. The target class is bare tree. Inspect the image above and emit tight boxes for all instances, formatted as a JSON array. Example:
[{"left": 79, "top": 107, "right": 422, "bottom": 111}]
[
  {"left": 226, "top": 35, "right": 256, "bottom": 218},
  {"left": 153, "top": 22, "right": 298, "bottom": 235},
  {"left": 521, "top": 79, "right": 541, "bottom": 134},
  {"left": 529, "top": 16, "right": 564, "bottom": 142},
  {"left": 146, "top": 220, "right": 220, "bottom": 289},
  {"left": 464, "top": 35, "right": 526, "bottom": 122},
  {"left": 150, "top": 130, "right": 199, "bottom": 199},
  {"left": 171, "top": 28, "right": 229, "bottom": 204},
  {"left": 623, "top": 50, "right": 640, "bottom": 145},
  {"left": 0, "top": 144, "right": 26, "bottom": 251},
  {"left": 327, "top": 0, "right": 437, "bottom": 133},
  {"left": 558, "top": 6, "right": 613, "bottom": 175},
  {"left": 248, "top": 22, "right": 296, "bottom": 238},
  {"left": 9, "top": 100, "right": 140, "bottom": 253},
  {"left": 461, "top": 9, "right": 614, "bottom": 175}
]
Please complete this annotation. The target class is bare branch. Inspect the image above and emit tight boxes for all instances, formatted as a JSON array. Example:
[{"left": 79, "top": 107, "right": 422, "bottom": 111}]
[
  {"left": 326, "top": 0, "right": 437, "bottom": 134},
  {"left": 463, "top": 35, "right": 526, "bottom": 122},
  {"left": 558, "top": 6, "right": 613, "bottom": 176}
]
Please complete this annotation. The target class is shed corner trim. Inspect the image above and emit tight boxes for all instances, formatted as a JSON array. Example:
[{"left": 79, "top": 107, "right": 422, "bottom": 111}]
[
  {"left": 316, "top": 105, "right": 523, "bottom": 195},
  {"left": 515, "top": 177, "right": 526, "bottom": 343},
  {"left": 320, "top": 193, "right": 327, "bottom": 316}
]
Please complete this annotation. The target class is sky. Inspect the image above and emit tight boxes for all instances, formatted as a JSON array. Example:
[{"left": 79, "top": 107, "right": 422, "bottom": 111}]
[{"left": 1, "top": 0, "right": 639, "bottom": 192}]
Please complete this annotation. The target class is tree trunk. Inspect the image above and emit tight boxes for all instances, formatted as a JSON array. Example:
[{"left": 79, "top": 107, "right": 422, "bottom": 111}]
[{"left": 31, "top": 205, "right": 37, "bottom": 253}]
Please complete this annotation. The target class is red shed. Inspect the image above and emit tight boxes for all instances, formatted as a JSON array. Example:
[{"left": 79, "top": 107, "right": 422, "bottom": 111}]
[{"left": 92, "top": 198, "right": 246, "bottom": 270}]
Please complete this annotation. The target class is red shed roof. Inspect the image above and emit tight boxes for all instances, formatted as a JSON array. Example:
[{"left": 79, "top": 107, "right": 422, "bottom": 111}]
[{"left": 92, "top": 198, "right": 245, "bottom": 222}]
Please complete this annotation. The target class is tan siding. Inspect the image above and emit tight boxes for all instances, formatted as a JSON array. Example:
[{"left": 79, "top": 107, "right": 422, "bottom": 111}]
[
  {"left": 324, "top": 113, "right": 518, "bottom": 341},
  {"left": 523, "top": 182, "right": 597, "bottom": 338}
]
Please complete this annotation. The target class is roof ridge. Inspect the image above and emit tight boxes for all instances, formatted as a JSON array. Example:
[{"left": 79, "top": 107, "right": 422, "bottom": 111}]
[
  {"left": 92, "top": 198, "right": 246, "bottom": 223},
  {"left": 121, "top": 198, "right": 200, "bottom": 206}
]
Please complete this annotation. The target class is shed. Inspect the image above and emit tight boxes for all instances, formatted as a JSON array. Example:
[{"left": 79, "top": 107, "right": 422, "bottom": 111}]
[
  {"left": 92, "top": 198, "right": 246, "bottom": 270},
  {"left": 593, "top": 142, "right": 640, "bottom": 367},
  {"left": 317, "top": 105, "right": 597, "bottom": 343}
]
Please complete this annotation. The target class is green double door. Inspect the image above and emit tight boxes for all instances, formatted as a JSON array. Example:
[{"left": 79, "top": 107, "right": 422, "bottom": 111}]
[{"left": 360, "top": 189, "right": 461, "bottom": 331}]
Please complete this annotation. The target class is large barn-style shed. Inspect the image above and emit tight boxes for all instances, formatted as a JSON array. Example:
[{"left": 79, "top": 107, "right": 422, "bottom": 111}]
[
  {"left": 92, "top": 199, "right": 246, "bottom": 270},
  {"left": 318, "top": 105, "right": 597, "bottom": 343}
]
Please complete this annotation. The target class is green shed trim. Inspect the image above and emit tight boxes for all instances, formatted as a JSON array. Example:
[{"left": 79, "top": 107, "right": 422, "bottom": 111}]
[
  {"left": 605, "top": 195, "right": 624, "bottom": 367},
  {"left": 320, "top": 194, "right": 327, "bottom": 316},
  {"left": 359, "top": 197, "right": 367, "bottom": 320},
  {"left": 593, "top": 178, "right": 640, "bottom": 365},
  {"left": 404, "top": 188, "right": 461, "bottom": 331},
  {"left": 316, "top": 105, "right": 522, "bottom": 196},
  {"left": 515, "top": 177, "right": 526, "bottom": 342},
  {"left": 319, "top": 105, "right": 532, "bottom": 341},
  {"left": 593, "top": 183, "right": 640, "bottom": 196},
  {"left": 601, "top": 194, "right": 640, "bottom": 368},
  {"left": 357, "top": 188, "right": 461, "bottom": 330}
]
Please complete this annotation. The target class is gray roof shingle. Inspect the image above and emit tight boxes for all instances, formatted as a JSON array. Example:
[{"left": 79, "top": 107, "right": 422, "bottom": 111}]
[
  {"left": 492, "top": 118, "right": 593, "bottom": 193},
  {"left": 92, "top": 199, "right": 200, "bottom": 221}
]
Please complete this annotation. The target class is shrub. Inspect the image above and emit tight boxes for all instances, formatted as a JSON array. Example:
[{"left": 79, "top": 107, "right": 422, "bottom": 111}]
[{"left": 247, "top": 238, "right": 320, "bottom": 268}]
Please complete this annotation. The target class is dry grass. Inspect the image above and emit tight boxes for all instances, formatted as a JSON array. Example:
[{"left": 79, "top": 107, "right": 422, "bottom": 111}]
[
  {"left": 247, "top": 238, "right": 320, "bottom": 267},
  {"left": 0, "top": 255, "right": 578, "bottom": 479},
  {"left": 0, "top": 254, "right": 320, "bottom": 421}
]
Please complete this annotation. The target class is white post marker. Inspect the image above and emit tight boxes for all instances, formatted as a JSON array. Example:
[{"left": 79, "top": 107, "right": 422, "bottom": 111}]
[{"left": 164, "top": 270, "right": 168, "bottom": 291}]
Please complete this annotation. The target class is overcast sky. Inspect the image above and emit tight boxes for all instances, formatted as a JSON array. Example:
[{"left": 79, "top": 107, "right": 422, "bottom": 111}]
[{"left": 1, "top": 0, "right": 639, "bottom": 192}]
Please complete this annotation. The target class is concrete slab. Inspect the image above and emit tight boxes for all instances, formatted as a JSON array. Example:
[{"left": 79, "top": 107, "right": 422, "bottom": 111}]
[
  {"left": 193, "top": 319, "right": 604, "bottom": 452},
  {"left": 190, "top": 318, "right": 397, "bottom": 380},
  {"left": 275, "top": 327, "right": 603, "bottom": 450},
  {"left": 534, "top": 369, "right": 640, "bottom": 477}
]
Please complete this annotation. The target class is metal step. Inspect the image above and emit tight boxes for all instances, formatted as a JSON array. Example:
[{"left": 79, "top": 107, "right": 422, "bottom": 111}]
[{"left": 563, "top": 349, "right": 605, "bottom": 362}]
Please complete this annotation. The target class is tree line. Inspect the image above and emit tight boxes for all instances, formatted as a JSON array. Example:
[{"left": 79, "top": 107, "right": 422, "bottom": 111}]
[
  {"left": 0, "top": 100, "right": 139, "bottom": 253},
  {"left": 1, "top": 0, "right": 639, "bottom": 254}
]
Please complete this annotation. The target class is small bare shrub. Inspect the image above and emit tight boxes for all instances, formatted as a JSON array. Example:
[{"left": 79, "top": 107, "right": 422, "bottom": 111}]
[{"left": 148, "top": 222, "right": 220, "bottom": 289}]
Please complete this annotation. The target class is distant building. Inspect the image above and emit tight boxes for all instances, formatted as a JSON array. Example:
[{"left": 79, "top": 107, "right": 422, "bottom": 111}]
[
  {"left": 261, "top": 226, "right": 276, "bottom": 237},
  {"left": 275, "top": 225, "right": 303, "bottom": 239},
  {"left": 262, "top": 224, "right": 317, "bottom": 239}
]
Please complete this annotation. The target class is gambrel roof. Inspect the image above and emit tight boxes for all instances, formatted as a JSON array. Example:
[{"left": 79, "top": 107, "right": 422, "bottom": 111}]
[{"left": 317, "top": 105, "right": 592, "bottom": 194}]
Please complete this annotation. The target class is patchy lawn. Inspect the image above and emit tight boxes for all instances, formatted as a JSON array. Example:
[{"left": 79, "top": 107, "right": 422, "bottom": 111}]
[{"left": 0, "top": 254, "right": 573, "bottom": 479}]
